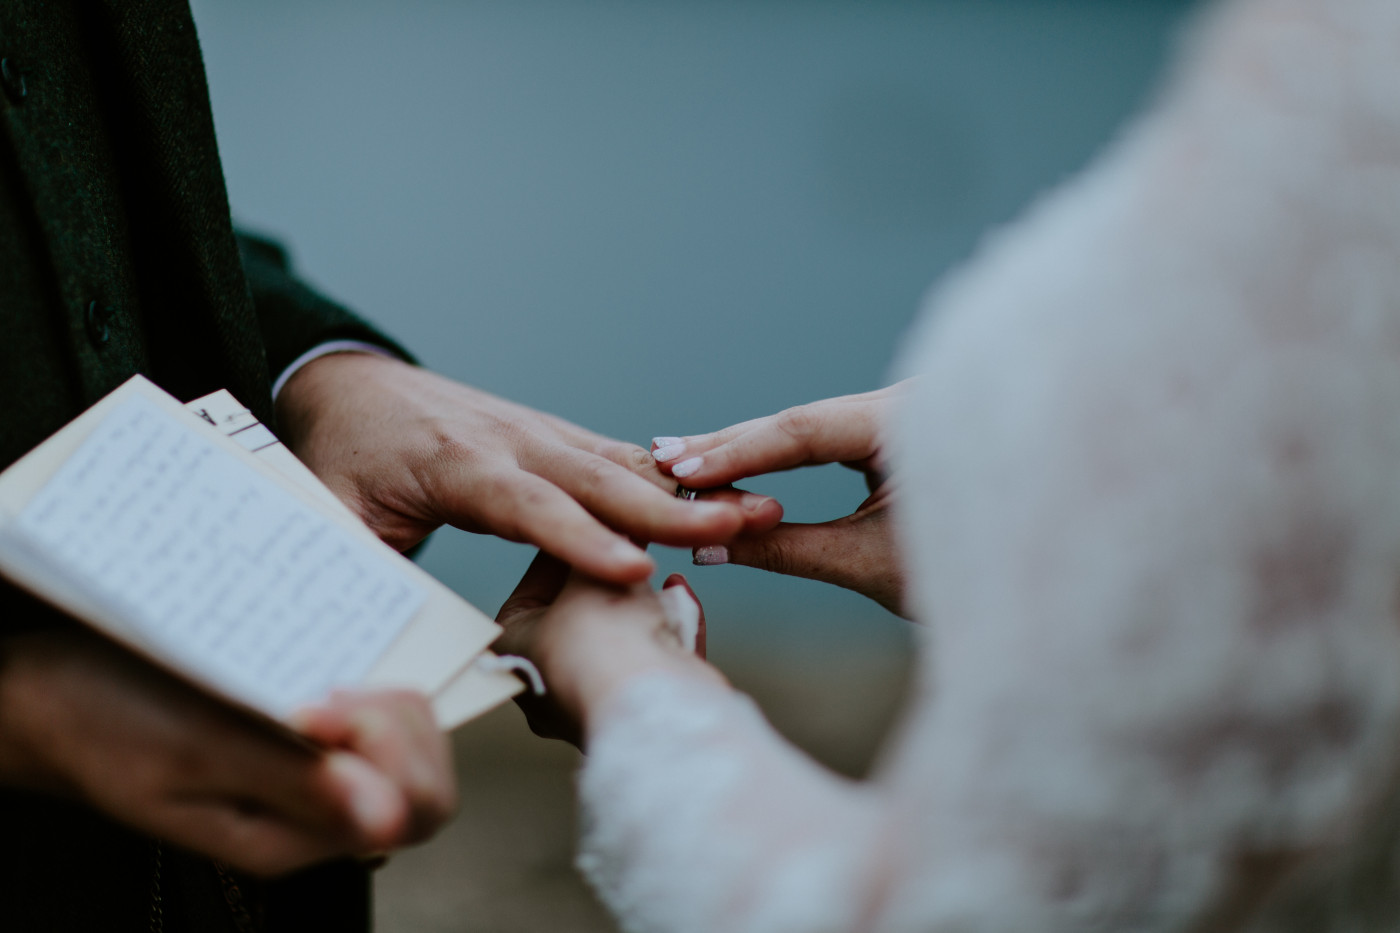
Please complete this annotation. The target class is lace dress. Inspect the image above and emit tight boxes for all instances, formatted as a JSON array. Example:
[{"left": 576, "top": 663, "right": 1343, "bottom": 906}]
[{"left": 578, "top": 1, "right": 1400, "bottom": 930}]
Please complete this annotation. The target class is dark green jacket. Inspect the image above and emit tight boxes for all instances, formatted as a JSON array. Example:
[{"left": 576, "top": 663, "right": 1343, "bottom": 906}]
[{"left": 0, "top": 2, "right": 408, "bottom": 929}]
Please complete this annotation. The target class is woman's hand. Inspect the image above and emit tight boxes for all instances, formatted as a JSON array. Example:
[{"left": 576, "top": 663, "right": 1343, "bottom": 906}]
[
  {"left": 651, "top": 385, "right": 908, "bottom": 616},
  {"left": 0, "top": 629, "right": 455, "bottom": 877},
  {"left": 493, "top": 553, "right": 724, "bottom": 747}
]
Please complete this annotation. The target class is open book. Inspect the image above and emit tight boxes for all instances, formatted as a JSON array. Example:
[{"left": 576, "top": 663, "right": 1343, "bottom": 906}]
[{"left": 0, "top": 376, "right": 523, "bottom": 733}]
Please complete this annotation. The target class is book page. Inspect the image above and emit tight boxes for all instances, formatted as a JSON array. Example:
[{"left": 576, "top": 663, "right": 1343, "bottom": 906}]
[
  {"left": 4, "top": 393, "right": 425, "bottom": 719},
  {"left": 187, "top": 389, "right": 357, "bottom": 519},
  {"left": 182, "top": 388, "right": 523, "bottom": 722}
]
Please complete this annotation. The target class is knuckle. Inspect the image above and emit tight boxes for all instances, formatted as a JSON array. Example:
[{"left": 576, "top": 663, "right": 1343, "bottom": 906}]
[
  {"left": 775, "top": 405, "right": 820, "bottom": 442},
  {"left": 745, "top": 534, "right": 821, "bottom": 580},
  {"left": 403, "top": 424, "right": 475, "bottom": 497},
  {"left": 575, "top": 454, "right": 615, "bottom": 490},
  {"left": 514, "top": 478, "right": 558, "bottom": 517},
  {"left": 618, "top": 443, "right": 657, "bottom": 475},
  {"left": 420, "top": 424, "right": 475, "bottom": 470},
  {"left": 757, "top": 538, "right": 798, "bottom": 576},
  {"left": 476, "top": 469, "right": 517, "bottom": 505},
  {"left": 478, "top": 473, "right": 546, "bottom": 541}
]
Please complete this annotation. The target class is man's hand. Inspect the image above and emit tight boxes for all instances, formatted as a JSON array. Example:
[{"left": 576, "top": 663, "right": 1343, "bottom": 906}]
[
  {"left": 276, "top": 353, "right": 780, "bottom": 583},
  {"left": 0, "top": 629, "right": 455, "bottom": 877},
  {"left": 651, "top": 385, "right": 908, "bottom": 616}
]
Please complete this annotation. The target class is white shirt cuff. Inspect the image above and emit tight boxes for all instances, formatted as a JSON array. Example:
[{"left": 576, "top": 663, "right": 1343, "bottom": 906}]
[{"left": 270, "top": 340, "right": 401, "bottom": 401}]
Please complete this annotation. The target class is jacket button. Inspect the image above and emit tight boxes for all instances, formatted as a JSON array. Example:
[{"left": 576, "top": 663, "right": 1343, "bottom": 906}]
[
  {"left": 86, "top": 301, "right": 115, "bottom": 346},
  {"left": 1, "top": 59, "right": 27, "bottom": 105}
]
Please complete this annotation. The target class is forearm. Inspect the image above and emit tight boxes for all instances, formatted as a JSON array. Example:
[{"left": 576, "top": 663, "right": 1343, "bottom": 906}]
[{"left": 577, "top": 671, "right": 887, "bottom": 933}]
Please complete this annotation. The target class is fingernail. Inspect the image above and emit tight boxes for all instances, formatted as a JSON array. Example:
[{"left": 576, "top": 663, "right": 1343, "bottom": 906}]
[
  {"left": 671, "top": 456, "right": 703, "bottom": 478},
  {"left": 651, "top": 436, "right": 683, "bottom": 451},
  {"left": 652, "top": 444, "right": 686, "bottom": 463},
  {"left": 693, "top": 545, "right": 729, "bottom": 566},
  {"left": 739, "top": 493, "right": 774, "bottom": 513}
]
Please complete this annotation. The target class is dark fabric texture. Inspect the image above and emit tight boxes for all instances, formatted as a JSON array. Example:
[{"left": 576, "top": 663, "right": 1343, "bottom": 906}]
[
  {"left": 237, "top": 230, "right": 414, "bottom": 381},
  {"left": 0, "top": 1, "right": 402, "bottom": 929}
]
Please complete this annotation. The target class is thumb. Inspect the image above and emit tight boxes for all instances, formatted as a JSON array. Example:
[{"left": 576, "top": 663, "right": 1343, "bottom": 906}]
[
  {"left": 497, "top": 551, "right": 571, "bottom": 623},
  {"left": 693, "top": 518, "right": 903, "bottom": 615},
  {"left": 695, "top": 521, "right": 852, "bottom": 586}
]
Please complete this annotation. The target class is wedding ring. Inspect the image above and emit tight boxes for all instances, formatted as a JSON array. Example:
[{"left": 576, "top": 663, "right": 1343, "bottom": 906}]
[{"left": 675, "top": 485, "right": 697, "bottom": 500}]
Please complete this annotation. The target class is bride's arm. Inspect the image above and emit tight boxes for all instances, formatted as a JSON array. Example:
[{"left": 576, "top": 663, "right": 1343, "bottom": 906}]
[
  {"left": 505, "top": 1, "right": 1400, "bottom": 930},
  {"left": 494, "top": 560, "right": 890, "bottom": 932},
  {"left": 578, "top": 674, "right": 888, "bottom": 933}
]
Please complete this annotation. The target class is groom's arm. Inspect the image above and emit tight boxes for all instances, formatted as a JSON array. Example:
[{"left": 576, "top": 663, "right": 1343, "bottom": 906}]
[
  {"left": 274, "top": 352, "right": 776, "bottom": 581},
  {"left": 239, "top": 232, "right": 775, "bottom": 580}
]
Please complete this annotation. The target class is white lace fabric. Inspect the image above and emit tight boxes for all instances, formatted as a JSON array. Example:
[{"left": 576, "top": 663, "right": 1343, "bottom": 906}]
[
  {"left": 576, "top": 1, "right": 1400, "bottom": 930},
  {"left": 578, "top": 674, "right": 882, "bottom": 933}
]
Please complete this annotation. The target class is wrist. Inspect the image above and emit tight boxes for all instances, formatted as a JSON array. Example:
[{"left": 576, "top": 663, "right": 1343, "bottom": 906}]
[
  {"left": 274, "top": 350, "right": 411, "bottom": 452},
  {"left": 545, "top": 633, "right": 724, "bottom": 739}
]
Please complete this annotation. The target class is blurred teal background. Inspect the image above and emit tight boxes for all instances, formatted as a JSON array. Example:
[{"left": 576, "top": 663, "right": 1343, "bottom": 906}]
[{"left": 190, "top": 0, "right": 1199, "bottom": 658}]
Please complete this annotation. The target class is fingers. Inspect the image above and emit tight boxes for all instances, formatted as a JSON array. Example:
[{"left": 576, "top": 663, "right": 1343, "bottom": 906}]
[
  {"left": 692, "top": 516, "right": 904, "bottom": 616},
  {"left": 9, "top": 632, "right": 448, "bottom": 877},
  {"left": 117, "top": 728, "right": 406, "bottom": 876},
  {"left": 651, "top": 390, "right": 891, "bottom": 489},
  {"left": 188, "top": 721, "right": 372, "bottom": 836},
  {"left": 44, "top": 636, "right": 395, "bottom": 848},
  {"left": 438, "top": 465, "right": 655, "bottom": 583},
  {"left": 562, "top": 431, "right": 780, "bottom": 534},
  {"left": 662, "top": 573, "right": 706, "bottom": 659},
  {"left": 696, "top": 521, "right": 847, "bottom": 580},
  {"left": 153, "top": 752, "right": 402, "bottom": 876},
  {"left": 156, "top": 793, "right": 363, "bottom": 877},
  {"left": 175, "top": 711, "right": 422, "bottom": 852},
  {"left": 688, "top": 486, "right": 785, "bottom": 534},
  {"left": 522, "top": 446, "right": 750, "bottom": 548},
  {"left": 294, "top": 691, "right": 457, "bottom": 845},
  {"left": 432, "top": 450, "right": 767, "bottom": 582}
]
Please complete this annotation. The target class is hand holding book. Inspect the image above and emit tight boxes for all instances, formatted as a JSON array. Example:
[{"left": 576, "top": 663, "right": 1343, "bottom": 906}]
[
  {"left": 273, "top": 352, "right": 778, "bottom": 578},
  {"left": 0, "top": 625, "right": 453, "bottom": 875},
  {"left": 0, "top": 376, "right": 512, "bottom": 873}
]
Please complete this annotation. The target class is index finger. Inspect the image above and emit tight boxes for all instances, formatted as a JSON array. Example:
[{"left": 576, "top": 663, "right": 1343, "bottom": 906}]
[
  {"left": 294, "top": 691, "right": 456, "bottom": 845},
  {"left": 650, "top": 389, "right": 895, "bottom": 488}
]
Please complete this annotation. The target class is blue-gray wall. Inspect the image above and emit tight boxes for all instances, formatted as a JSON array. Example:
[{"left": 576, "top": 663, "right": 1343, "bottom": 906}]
[{"left": 191, "top": 0, "right": 1199, "bottom": 657}]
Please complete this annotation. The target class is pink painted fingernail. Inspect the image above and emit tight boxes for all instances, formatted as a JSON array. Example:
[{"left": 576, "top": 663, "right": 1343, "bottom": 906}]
[
  {"left": 693, "top": 545, "right": 729, "bottom": 566},
  {"left": 651, "top": 436, "right": 683, "bottom": 451},
  {"left": 652, "top": 444, "right": 686, "bottom": 463},
  {"left": 671, "top": 456, "right": 703, "bottom": 478}
]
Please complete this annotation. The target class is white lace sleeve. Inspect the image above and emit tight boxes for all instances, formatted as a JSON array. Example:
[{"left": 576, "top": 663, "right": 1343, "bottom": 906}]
[
  {"left": 577, "top": 673, "right": 884, "bottom": 933},
  {"left": 577, "top": 2, "right": 1400, "bottom": 931}
]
